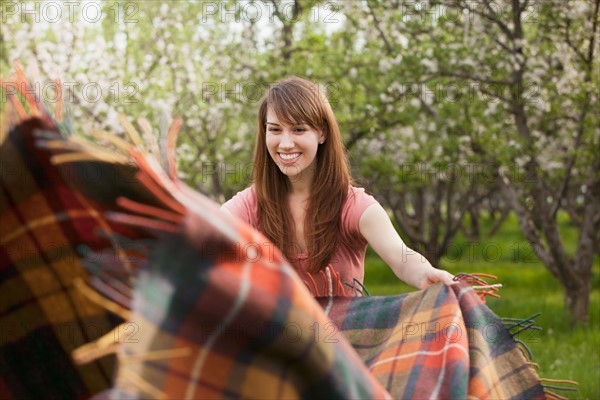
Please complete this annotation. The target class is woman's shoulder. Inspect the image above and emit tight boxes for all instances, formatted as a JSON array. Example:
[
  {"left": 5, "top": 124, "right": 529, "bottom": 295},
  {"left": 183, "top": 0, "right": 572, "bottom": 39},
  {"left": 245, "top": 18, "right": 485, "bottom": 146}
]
[
  {"left": 339, "top": 185, "right": 379, "bottom": 241},
  {"left": 222, "top": 185, "right": 258, "bottom": 223},
  {"left": 347, "top": 185, "right": 376, "bottom": 202},
  {"left": 343, "top": 185, "right": 378, "bottom": 216},
  {"left": 228, "top": 185, "right": 256, "bottom": 199},
  {"left": 233, "top": 185, "right": 256, "bottom": 200}
]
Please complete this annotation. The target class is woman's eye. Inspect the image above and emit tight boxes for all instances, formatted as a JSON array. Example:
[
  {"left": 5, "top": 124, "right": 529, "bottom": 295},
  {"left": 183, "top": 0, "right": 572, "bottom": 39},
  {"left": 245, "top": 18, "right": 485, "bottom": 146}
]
[{"left": 294, "top": 128, "right": 306, "bottom": 133}]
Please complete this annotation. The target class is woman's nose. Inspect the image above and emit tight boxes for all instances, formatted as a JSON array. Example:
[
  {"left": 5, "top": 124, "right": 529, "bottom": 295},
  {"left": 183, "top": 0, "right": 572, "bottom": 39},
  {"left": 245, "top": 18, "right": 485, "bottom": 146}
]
[{"left": 279, "top": 131, "right": 294, "bottom": 148}]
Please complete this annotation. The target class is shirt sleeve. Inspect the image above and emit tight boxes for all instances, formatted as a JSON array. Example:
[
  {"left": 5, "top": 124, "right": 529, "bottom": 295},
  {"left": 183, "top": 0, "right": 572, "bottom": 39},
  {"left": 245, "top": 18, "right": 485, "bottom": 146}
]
[
  {"left": 341, "top": 186, "right": 379, "bottom": 246},
  {"left": 222, "top": 186, "right": 258, "bottom": 229}
]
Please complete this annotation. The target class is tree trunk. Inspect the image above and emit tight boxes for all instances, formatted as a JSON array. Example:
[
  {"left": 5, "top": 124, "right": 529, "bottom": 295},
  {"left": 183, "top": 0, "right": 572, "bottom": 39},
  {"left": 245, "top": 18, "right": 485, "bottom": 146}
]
[
  {"left": 564, "top": 280, "right": 591, "bottom": 325},
  {"left": 469, "top": 208, "right": 480, "bottom": 239},
  {"left": 486, "top": 206, "right": 509, "bottom": 238}
]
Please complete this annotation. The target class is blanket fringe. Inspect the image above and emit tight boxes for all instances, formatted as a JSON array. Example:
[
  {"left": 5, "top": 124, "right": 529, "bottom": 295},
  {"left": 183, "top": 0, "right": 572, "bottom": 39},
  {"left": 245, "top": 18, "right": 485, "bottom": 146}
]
[
  {"left": 454, "top": 272, "right": 502, "bottom": 301},
  {"left": 73, "top": 277, "right": 132, "bottom": 321},
  {"left": 457, "top": 273, "right": 580, "bottom": 399}
]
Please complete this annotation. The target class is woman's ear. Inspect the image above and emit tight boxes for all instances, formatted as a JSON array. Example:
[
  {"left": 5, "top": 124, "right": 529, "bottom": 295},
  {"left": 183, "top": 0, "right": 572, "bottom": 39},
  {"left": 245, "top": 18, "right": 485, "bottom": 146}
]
[{"left": 319, "top": 133, "right": 326, "bottom": 144}]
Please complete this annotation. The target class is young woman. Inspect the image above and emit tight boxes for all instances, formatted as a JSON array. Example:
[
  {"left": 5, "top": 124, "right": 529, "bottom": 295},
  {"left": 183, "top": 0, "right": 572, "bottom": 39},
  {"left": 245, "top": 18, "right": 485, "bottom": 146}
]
[{"left": 221, "top": 77, "right": 454, "bottom": 297}]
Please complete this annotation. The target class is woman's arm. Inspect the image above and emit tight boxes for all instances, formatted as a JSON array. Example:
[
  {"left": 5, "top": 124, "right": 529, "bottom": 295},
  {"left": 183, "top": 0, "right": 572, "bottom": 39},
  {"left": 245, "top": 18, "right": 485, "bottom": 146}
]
[{"left": 358, "top": 203, "right": 455, "bottom": 289}]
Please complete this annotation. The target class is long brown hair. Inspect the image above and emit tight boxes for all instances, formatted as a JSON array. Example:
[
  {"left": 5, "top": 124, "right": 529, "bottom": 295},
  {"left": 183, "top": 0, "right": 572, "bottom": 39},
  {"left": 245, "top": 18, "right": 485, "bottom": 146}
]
[{"left": 252, "top": 77, "right": 352, "bottom": 273}]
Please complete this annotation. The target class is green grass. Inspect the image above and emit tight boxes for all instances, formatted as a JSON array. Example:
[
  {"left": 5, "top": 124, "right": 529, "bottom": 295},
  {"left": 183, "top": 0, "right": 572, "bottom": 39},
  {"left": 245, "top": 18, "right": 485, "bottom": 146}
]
[{"left": 363, "top": 213, "right": 600, "bottom": 399}]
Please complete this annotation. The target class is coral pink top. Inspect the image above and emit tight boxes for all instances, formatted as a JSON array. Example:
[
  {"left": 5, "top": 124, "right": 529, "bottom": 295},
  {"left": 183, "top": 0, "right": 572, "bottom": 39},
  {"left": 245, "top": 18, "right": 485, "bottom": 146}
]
[{"left": 222, "top": 186, "right": 378, "bottom": 297}]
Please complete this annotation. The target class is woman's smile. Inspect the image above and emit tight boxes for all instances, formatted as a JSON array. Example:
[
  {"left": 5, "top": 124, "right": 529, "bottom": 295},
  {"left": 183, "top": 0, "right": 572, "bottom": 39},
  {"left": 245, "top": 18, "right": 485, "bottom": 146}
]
[{"left": 278, "top": 152, "right": 301, "bottom": 163}]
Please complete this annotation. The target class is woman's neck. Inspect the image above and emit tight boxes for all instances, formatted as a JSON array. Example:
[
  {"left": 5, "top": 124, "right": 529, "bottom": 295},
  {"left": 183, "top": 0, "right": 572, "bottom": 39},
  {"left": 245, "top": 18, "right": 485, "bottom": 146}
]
[
  {"left": 288, "top": 166, "right": 315, "bottom": 197},
  {"left": 288, "top": 179, "right": 311, "bottom": 197}
]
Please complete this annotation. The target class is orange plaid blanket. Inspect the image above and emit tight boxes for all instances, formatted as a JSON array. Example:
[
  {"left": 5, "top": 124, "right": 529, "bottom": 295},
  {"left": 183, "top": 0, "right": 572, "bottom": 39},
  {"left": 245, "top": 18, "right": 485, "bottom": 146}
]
[{"left": 0, "top": 70, "right": 552, "bottom": 399}]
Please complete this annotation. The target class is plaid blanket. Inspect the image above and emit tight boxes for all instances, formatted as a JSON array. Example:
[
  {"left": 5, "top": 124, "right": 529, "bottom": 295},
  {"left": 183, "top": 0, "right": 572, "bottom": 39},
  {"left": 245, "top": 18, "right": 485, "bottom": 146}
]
[
  {"left": 1, "top": 71, "right": 546, "bottom": 399},
  {"left": 0, "top": 117, "right": 124, "bottom": 398},
  {"left": 0, "top": 69, "right": 159, "bottom": 398},
  {"left": 101, "top": 224, "right": 544, "bottom": 399},
  {"left": 101, "top": 222, "right": 391, "bottom": 399},
  {"left": 316, "top": 286, "right": 545, "bottom": 399}
]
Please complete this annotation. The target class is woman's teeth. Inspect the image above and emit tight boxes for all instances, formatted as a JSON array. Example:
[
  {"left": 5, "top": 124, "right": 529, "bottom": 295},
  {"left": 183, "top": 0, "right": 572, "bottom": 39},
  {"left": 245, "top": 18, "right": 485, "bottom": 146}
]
[{"left": 280, "top": 153, "right": 300, "bottom": 160}]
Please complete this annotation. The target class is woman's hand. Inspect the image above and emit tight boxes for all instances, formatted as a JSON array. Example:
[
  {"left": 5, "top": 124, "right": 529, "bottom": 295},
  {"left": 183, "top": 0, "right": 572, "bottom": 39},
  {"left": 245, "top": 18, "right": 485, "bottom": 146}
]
[{"left": 416, "top": 267, "right": 456, "bottom": 289}]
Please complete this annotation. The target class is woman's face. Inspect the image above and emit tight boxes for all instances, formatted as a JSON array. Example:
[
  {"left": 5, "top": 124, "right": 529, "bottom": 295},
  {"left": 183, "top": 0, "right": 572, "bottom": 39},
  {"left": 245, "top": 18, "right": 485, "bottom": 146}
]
[{"left": 265, "top": 107, "right": 325, "bottom": 181}]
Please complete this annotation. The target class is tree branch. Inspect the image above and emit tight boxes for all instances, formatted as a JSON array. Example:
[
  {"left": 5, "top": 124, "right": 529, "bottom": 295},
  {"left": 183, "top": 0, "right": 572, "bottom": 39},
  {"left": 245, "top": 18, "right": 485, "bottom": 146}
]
[
  {"left": 458, "top": 0, "right": 513, "bottom": 40},
  {"left": 551, "top": 0, "right": 600, "bottom": 219},
  {"left": 385, "top": 190, "right": 426, "bottom": 247},
  {"left": 499, "top": 174, "right": 558, "bottom": 275},
  {"left": 439, "top": 70, "right": 512, "bottom": 86},
  {"left": 565, "top": 19, "right": 588, "bottom": 64},
  {"left": 365, "top": 0, "right": 394, "bottom": 55}
]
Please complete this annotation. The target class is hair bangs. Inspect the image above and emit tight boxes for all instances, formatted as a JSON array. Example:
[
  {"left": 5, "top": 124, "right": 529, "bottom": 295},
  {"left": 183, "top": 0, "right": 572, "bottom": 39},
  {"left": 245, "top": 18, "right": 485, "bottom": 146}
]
[{"left": 266, "top": 82, "right": 324, "bottom": 130}]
